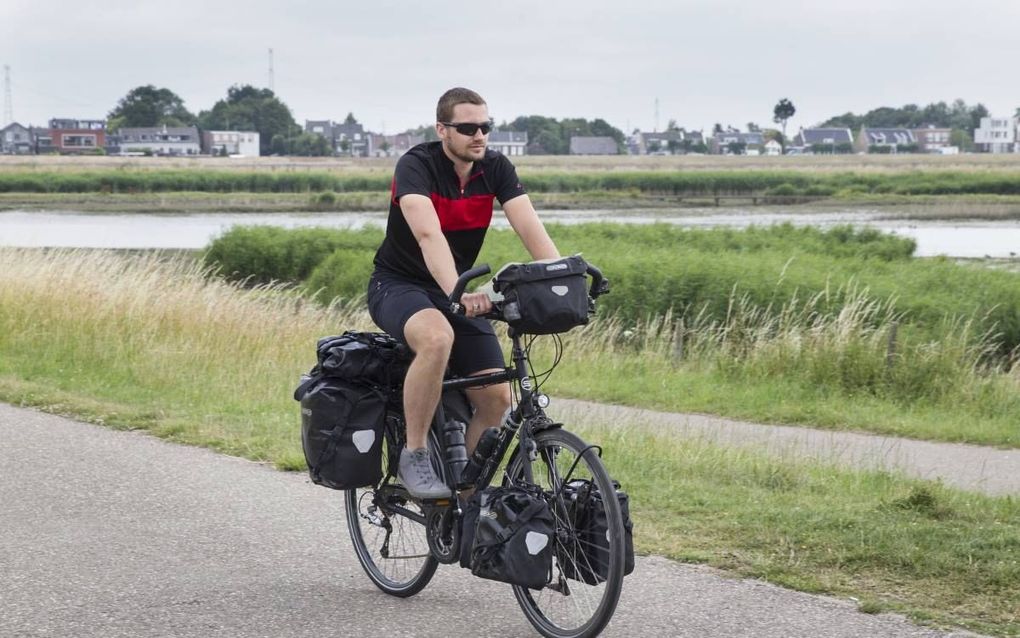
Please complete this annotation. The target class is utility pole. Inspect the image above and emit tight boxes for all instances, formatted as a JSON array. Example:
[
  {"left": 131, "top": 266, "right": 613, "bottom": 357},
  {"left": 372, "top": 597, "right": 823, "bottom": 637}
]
[
  {"left": 268, "top": 48, "right": 275, "bottom": 93},
  {"left": 3, "top": 65, "right": 12, "bottom": 128}
]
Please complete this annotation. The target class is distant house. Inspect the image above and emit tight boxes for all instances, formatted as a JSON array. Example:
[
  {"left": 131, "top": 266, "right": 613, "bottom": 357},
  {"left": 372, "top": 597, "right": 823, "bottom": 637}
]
[
  {"left": 912, "top": 126, "right": 953, "bottom": 153},
  {"left": 30, "top": 127, "right": 54, "bottom": 153},
  {"left": 855, "top": 127, "right": 916, "bottom": 153},
  {"left": 973, "top": 117, "right": 1019, "bottom": 154},
  {"left": 710, "top": 130, "right": 764, "bottom": 155},
  {"left": 569, "top": 136, "right": 619, "bottom": 155},
  {"left": 305, "top": 118, "right": 370, "bottom": 156},
  {"left": 116, "top": 125, "right": 201, "bottom": 155},
  {"left": 1, "top": 122, "right": 33, "bottom": 154},
  {"left": 488, "top": 130, "right": 528, "bottom": 156},
  {"left": 49, "top": 118, "right": 106, "bottom": 153},
  {"left": 793, "top": 127, "right": 853, "bottom": 147},
  {"left": 639, "top": 130, "right": 684, "bottom": 155},
  {"left": 202, "top": 130, "right": 261, "bottom": 156},
  {"left": 764, "top": 139, "right": 783, "bottom": 156},
  {"left": 369, "top": 133, "right": 424, "bottom": 158},
  {"left": 628, "top": 129, "right": 704, "bottom": 155}
]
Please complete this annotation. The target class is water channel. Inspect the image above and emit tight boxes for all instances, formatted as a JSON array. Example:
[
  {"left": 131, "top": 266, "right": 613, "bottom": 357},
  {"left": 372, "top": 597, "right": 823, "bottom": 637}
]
[{"left": 1, "top": 208, "right": 1018, "bottom": 259}]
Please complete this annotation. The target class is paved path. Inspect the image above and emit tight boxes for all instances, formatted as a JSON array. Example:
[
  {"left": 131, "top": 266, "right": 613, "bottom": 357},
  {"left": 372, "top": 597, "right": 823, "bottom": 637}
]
[
  {"left": 551, "top": 399, "right": 1020, "bottom": 496},
  {"left": 0, "top": 403, "right": 983, "bottom": 638}
]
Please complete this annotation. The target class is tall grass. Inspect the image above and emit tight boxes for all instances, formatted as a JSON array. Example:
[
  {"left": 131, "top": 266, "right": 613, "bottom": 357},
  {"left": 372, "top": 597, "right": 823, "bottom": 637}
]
[
  {"left": 204, "top": 223, "right": 1020, "bottom": 356},
  {"left": 0, "top": 248, "right": 1017, "bottom": 635}
]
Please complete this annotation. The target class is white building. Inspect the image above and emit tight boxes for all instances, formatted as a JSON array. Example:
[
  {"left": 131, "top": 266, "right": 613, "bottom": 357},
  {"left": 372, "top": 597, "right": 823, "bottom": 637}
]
[
  {"left": 488, "top": 130, "right": 528, "bottom": 156},
  {"left": 202, "top": 130, "right": 261, "bottom": 156},
  {"left": 764, "top": 139, "right": 782, "bottom": 156},
  {"left": 117, "top": 126, "right": 201, "bottom": 155},
  {"left": 974, "top": 117, "right": 1019, "bottom": 153}
]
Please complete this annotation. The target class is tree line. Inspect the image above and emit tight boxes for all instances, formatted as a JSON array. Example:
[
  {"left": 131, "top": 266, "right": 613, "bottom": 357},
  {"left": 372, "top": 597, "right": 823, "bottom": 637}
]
[{"left": 107, "top": 85, "right": 1012, "bottom": 157}]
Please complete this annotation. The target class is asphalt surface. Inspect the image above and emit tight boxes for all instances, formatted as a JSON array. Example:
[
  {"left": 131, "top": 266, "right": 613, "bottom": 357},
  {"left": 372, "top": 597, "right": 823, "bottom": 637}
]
[
  {"left": 0, "top": 402, "right": 986, "bottom": 638},
  {"left": 553, "top": 399, "right": 1020, "bottom": 495}
]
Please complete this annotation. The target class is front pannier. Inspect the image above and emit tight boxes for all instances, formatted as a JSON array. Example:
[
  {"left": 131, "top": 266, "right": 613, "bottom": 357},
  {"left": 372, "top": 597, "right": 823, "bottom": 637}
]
[
  {"left": 559, "top": 479, "right": 635, "bottom": 584},
  {"left": 460, "top": 486, "right": 554, "bottom": 589},
  {"left": 493, "top": 256, "right": 590, "bottom": 335}
]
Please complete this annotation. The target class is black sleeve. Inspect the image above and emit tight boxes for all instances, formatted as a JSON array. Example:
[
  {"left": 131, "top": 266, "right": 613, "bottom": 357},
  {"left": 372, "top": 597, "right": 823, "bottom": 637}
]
[
  {"left": 492, "top": 154, "right": 528, "bottom": 205},
  {"left": 392, "top": 152, "right": 433, "bottom": 204}
]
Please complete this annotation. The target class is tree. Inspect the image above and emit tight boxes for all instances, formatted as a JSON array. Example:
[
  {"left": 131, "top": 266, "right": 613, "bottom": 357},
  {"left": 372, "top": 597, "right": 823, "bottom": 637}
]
[
  {"left": 950, "top": 129, "right": 973, "bottom": 151},
  {"left": 344, "top": 112, "right": 358, "bottom": 125},
  {"left": 746, "top": 122, "right": 761, "bottom": 132},
  {"left": 107, "top": 85, "right": 196, "bottom": 130},
  {"left": 197, "top": 85, "right": 298, "bottom": 156},
  {"left": 727, "top": 141, "right": 747, "bottom": 155},
  {"left": 773, "top": 98, "right": 796, "bottom": 150}
]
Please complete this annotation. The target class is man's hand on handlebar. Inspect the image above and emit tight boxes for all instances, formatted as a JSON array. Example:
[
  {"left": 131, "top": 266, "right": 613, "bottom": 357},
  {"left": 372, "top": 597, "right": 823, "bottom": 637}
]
[{"left": 460, "top": 291, "right": 493, "bottom": 318}]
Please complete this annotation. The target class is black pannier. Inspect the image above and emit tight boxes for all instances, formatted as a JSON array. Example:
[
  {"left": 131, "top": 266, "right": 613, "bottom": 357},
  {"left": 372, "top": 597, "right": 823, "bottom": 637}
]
[
  {"left": 295, "top": 331, "right": 409, "bottom": 490},
  {"left": 493, "top": 256, "right": 591, "bottom": 335},
  {"left": 559, "top": 480, "right": 635, "bottom": 584},
  {"left": 299, "top": 380, "right": 385, "bottom": 490},
  {"left": 312, "top": 331, "right": 410, "bottom": 388},
  {"left": 459, "top": 486, "right": 554, "bottom": 590}
]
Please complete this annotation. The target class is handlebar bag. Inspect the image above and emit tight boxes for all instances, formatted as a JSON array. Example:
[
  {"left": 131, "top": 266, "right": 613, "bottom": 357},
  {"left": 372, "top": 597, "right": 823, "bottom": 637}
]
[
  {"left": 493, "top": 256, "right": 590, "bottom": 335},
  {"left": 558, "top": 479, "right": 635, "bottom": 584},
  {"left": 460, "top": 486, "right": 554, "bottom": 589}
]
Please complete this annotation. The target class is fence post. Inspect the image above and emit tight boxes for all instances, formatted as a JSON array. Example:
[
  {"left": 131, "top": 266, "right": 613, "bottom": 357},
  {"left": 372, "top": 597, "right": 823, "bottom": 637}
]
[{"left": 886, "top": 321, "right": 899, "bottom": 368}]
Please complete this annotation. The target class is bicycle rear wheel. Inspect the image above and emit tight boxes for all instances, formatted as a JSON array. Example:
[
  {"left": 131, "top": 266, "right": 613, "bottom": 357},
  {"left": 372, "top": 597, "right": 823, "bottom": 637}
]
[
  {"left": 345, "top": 484, "right": 438, "bottom": 597},
  {"left": 506, "top": 428, "right": 626, "bottom": 638}
]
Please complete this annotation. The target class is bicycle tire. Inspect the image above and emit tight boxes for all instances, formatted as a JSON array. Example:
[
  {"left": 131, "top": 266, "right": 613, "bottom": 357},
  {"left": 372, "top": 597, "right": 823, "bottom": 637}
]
[{"left": 505, "top": 428, "right": 626, "bottom": 638}]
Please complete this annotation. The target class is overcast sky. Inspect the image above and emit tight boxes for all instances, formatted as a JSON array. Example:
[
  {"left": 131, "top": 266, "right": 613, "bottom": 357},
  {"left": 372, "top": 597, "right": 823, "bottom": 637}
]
[{"left": 3, "top": 0, "right": 1019, "bottom": 134}]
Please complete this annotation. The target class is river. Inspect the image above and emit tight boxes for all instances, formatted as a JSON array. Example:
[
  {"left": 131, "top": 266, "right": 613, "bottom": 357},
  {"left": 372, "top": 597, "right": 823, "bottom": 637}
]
[{"left": 0, "top": 209, "right": 1018, "bottom": 259}]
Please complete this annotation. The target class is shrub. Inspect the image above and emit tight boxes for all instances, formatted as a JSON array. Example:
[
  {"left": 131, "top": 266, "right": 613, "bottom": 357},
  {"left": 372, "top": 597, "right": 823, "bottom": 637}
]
[
  {"left": 304, "top": 248, "right": 376, "bottom": 304},
  {"left": 202, "top": 225, "right": 380, "bottom": 284}
]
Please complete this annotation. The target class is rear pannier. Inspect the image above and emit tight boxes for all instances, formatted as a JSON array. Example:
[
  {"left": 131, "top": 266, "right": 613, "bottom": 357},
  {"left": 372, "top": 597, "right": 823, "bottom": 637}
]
[{"left": 295, "top": 332, "right": 409, "bottom": 490}]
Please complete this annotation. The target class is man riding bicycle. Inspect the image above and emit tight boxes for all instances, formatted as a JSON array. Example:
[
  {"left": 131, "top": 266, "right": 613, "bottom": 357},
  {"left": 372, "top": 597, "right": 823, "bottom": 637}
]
[{"left": 367, "top": 87, "right": 562, "bottom": 499}]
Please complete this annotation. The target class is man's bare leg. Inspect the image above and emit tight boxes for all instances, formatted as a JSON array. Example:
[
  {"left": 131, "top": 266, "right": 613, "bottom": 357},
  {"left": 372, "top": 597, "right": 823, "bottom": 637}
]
[
  {"left": 464, "top": 374, "right": 511, "bottom": 453},
  {"left": 398, "top": 309, "right": 454, "bottom": 498}
]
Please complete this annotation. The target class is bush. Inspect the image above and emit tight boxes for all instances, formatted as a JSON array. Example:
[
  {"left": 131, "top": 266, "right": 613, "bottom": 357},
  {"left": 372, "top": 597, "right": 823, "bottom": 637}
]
[
  {"left": 202, "top": 225, "right": 380, "bottom": 284},
  {"left": 304, "top": 248, "right": 376, "bottom": 304}
]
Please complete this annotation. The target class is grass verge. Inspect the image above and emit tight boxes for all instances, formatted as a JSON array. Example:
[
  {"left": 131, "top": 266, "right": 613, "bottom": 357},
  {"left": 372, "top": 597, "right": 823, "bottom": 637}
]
[{"left": 0, "top": 248, "right": 1016, "bottom": 635}]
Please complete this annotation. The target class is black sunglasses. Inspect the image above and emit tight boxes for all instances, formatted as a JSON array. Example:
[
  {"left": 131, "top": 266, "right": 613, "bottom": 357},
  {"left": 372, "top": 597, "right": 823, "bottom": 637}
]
[{"left": 441, "top": 120, "right": 494, "bottom": 136}]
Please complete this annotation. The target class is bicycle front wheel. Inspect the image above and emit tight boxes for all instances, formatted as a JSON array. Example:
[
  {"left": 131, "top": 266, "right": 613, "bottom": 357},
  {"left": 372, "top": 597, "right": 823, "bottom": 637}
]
[
  {"left": 345, "top": 484, "right": 438, "bottom": 597},
  {"left": 506, "top": 428, "right": 627, "bottom": 638}
]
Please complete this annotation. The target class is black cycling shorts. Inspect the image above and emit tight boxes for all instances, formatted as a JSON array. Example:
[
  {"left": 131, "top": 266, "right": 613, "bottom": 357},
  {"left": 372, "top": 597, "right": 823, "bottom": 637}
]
[{"left": 366, "top": 269, "right": 506, "bottom": 376}]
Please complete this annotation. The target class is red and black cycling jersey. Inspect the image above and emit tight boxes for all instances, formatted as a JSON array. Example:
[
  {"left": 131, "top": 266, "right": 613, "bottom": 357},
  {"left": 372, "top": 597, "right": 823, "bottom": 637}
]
[{"left": 372, "top": 141, "right": 527, "bottom": 284}]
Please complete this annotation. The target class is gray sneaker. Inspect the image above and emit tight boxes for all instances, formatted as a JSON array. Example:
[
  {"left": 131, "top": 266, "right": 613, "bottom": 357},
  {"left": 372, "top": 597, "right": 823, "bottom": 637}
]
[{"left": 398, "top": 447, "right": 452, "bottom": 499}]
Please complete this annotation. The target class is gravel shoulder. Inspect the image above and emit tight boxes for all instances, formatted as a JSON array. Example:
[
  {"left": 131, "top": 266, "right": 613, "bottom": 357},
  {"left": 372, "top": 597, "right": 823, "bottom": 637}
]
[{"left": 551, "top": 398, "right": 1020, "bottom": 496}]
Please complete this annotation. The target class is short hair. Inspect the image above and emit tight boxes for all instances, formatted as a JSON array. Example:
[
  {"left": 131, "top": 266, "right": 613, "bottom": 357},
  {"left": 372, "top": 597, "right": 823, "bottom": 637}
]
[{"left": 436, "top": 87, "right": 486, "bottom": 122}]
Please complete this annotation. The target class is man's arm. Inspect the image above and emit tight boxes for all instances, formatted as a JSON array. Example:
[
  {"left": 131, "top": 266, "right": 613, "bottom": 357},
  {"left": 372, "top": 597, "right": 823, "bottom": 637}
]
[
  {"left": 502, "top": 194, "right": 560, "bottom": 261},
  {"left": 400, "top": 194, "right": 460, "bottom": 296}
]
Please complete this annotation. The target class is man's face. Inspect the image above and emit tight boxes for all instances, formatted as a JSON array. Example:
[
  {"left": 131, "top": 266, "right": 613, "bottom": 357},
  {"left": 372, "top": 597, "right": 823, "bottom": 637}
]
[{"left": 438, "top": 102, "right": 490, "bottom": 163}]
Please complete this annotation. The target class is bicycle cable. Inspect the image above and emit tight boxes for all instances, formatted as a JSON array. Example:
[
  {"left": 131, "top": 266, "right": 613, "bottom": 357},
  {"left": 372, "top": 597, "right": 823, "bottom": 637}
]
[{"left": 524, "top": 333, "right": 564, "bottom": 393}]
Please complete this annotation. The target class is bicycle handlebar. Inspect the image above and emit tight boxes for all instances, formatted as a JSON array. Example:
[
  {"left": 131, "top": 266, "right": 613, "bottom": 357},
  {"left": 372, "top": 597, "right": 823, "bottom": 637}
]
[{"left": 448, "top": 263, "right": 492, "bottom": 313}]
